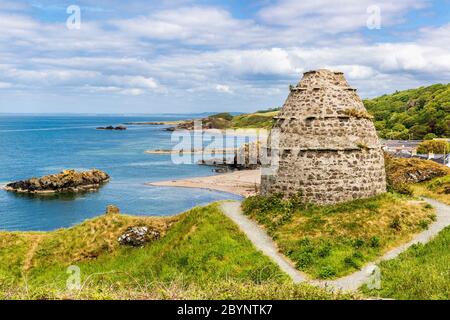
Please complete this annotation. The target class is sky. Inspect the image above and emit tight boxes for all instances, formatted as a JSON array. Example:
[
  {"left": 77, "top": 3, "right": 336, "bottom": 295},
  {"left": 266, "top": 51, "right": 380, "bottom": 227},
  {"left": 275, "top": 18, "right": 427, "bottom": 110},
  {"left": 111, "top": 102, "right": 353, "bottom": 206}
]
[{"left": 0, "top": 0, "right": 449, "bottom": 114}]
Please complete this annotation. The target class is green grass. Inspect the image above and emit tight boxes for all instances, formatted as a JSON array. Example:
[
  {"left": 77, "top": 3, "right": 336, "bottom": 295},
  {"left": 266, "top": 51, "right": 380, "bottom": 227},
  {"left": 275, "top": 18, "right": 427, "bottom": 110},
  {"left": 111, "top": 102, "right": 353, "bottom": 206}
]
[
  {"left": 242, "top": 193, "right": 436, "bottom": 279},
  {"left": 411, "top": 175, "right": 450, "bottom": 206},
  {"left": 362, "top": 226, "right": 450, "bottom": 300},
  {"left": 0, "top": 233, "right": 32, "bottom": 282},
  {"left": 230, "top": 111, "right": 278, "bottom": 129},
  {"left": 0, "top": 203, "right": 356, "bottom": 300}
]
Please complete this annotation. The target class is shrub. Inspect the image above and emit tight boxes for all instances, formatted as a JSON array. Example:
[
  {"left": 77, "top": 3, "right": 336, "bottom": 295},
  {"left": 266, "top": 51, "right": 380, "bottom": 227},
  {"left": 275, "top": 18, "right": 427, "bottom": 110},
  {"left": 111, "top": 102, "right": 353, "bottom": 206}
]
[
  {"left": 389, "top": 183, "right": 413, "bottom": 196},
  {"left": 343, "top": 108, "right": 373, "bottom": 119},
  {"left": 423, "top": 133, "right": 437, "bottom": 140},
  {"left": 242, "top": 193, "right": 304, "bottom": 230},
  {"left": 419, "top": 220, "right": 430, "bottom": 230},
  {"left": 208, "top": 112, "right": 234, "bottom": 121},
  {"left": 417, "top": 140, "right": 450, "bottom": 154},
  {"left": 352, "top": 239, "right": 365, "bottom": 249},
  {"left": 295, "top": 252, "right": 314, "bottom": 269},
  {"left": 369, "top": 236, "right": 381, "bottom": 248},
  {"left": 426, "top": 175, "right": 450, "bottom": 195},
  {"left": 352, "top": 251, "right": 364, "bottom": 260},
  {"left": 390, "top": 217, "right": 402, "bottom": 231},
  {"left": 344, "top": 256, "right": 361, "bottom": 269},
  {"left": 384, "top": 153, "right": 450, "bottom": 185},
  {"left": 256, "top": 107, "right": 281, "bottom": 114},
  {"left": 317, "top": 243, "right": 332, "bottom": 258},
  {"left": 318, "top": 266, "right": 337, "bottom": 279}
]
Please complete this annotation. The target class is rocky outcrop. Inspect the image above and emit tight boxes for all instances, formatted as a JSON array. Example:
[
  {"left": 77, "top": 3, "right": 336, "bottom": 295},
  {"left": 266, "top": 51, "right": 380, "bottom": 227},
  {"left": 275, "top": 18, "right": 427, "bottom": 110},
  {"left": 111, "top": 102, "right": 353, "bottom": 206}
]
[
  {"left": 232, "top": 141, "right": 264, "bottom": 170},
  {"left": 3, "top": 169, "right": 110, "bottom": 194},
  {"left": 165, "top": 114, "right": 233, "bottom": 131},
  {"left": 198, "top": 141, "right": 264, "bottom": 171},
  {"left": 105, "top": 205, "right": 120, "bottom": 215},
  {"left": 385, "top": 153, "right": 450, "bottom": 185},
  {"left": 96, "top": 125, "right": 127, "bottom": 130},
  {"left": 118, "top": 226, "right": 161, "bottom": 247}
]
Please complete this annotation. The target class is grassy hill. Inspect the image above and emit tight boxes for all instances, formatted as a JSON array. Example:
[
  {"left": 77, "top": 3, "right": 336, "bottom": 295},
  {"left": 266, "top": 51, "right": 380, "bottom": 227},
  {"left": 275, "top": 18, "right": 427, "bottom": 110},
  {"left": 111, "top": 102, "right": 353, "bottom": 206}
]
[
  {"left": 363, "top": 83, "right": 450, "bottom": 140},
  {"left": 0, "top": 203, "right": 355, "bottom": 300},
  {"left": 171, "top": 109, "right": 279, "bottom": 131},
  {"left": 230, "top": 110, "right": 279, "bottom": 129}
]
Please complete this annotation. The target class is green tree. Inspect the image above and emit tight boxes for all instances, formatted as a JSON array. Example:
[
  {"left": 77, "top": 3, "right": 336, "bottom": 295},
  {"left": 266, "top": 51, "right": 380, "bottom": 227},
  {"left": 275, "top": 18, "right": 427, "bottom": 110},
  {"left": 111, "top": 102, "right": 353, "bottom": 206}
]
[
  {"left": 364, "top": 83, "right": 450, "bottom": 139},
  {"left": 417, "top": 140, "right": 450, "bottom": 154}
]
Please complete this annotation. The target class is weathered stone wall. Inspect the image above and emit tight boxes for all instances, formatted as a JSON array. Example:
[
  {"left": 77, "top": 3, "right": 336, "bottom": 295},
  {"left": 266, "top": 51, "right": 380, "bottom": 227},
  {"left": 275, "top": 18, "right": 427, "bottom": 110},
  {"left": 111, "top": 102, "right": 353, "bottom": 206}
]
[{"left": 261, "top": 69, "right": 386, "bottom": 205}]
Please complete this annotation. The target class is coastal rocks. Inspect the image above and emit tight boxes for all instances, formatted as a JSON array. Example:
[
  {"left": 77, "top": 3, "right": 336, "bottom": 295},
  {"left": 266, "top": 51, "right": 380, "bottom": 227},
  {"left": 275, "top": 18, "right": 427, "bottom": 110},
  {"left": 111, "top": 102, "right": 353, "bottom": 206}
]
[
  {"left": 165, "top": 114, "right": 233, "bottom": 131},
  {"left": 118, "top": 226, "right": 161, "bottom": 247},
  {"left": 3, "top": 169, "right": 110, "bottom": 194},
  {"left": 164, "top": 121, "right": 196, "bottom": 131},
  {"left": 232, "top": 141, "right": 264, "bottom": 170},
  {"left": 198, "top": 141, "right": 264, "bottom": 171},
  {"left": 96, "top": 125, "right": 127, "bottom": 131}
]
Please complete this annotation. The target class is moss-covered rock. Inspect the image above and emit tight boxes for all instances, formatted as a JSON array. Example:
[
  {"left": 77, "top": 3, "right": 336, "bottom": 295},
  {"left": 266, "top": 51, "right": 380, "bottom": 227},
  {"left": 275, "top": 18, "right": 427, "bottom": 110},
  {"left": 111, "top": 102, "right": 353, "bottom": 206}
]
[{"left": 3, "top": 169, "right": 110, "bottom": 194}]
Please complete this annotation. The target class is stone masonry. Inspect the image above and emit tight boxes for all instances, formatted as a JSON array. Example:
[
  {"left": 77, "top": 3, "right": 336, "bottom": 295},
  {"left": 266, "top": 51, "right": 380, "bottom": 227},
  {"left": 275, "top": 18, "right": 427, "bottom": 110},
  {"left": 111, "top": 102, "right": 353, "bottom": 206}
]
[{"left": 261, "top": 69, "right": 386, "bottom": 205}]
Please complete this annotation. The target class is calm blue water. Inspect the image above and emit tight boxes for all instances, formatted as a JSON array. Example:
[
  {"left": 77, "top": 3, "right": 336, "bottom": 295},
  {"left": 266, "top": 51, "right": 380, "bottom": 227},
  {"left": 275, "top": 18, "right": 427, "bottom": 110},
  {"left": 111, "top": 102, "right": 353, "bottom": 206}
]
[{"left": 0, "top": 115, "right": 245, "bottom": 231}]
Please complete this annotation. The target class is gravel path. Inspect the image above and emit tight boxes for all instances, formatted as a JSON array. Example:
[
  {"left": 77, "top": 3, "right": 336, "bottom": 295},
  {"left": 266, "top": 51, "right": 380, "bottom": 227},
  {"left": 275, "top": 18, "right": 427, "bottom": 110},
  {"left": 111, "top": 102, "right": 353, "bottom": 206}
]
[{"left": 220, "top": 197, "right": 450, "bottom": 291}]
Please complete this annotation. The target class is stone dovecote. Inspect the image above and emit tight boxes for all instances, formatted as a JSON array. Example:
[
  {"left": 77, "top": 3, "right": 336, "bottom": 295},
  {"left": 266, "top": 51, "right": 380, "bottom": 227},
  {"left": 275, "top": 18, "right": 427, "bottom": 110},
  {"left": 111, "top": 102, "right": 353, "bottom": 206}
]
[{"left": 261, "top": 69, "right": 386, "bottom": 205}]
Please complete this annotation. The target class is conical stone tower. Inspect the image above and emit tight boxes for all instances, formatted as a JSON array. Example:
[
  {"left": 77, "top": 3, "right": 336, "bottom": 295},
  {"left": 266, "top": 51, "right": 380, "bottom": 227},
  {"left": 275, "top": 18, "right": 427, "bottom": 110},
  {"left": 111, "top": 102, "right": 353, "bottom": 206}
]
[{"left": 261, "top": 69, "right": 386, "bottom": 205}]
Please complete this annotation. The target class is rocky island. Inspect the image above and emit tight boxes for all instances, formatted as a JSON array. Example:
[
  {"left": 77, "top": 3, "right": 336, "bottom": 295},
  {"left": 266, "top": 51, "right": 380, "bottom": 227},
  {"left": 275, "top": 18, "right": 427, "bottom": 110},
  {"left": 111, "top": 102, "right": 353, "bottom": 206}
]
[
  {"left": 96, "top": 125, "right": 127, "bottom": 130},
  {"left": 3, "top": 169, "right": 110, "bottom": 194}
]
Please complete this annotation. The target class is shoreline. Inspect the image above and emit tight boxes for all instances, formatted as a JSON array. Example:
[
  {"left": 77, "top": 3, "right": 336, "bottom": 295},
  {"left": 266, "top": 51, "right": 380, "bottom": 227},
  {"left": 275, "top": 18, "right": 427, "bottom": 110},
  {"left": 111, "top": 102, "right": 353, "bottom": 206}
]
[{"left": 147, "top": 169, "right": 261, "bottom": 197}]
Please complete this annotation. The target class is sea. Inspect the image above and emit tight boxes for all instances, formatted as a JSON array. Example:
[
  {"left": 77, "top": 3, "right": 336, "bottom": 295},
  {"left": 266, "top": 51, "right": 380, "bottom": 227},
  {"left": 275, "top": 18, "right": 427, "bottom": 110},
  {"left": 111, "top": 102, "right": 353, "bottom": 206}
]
[{"left": 0, "top": 115, "right": 251, "bottom": 231}]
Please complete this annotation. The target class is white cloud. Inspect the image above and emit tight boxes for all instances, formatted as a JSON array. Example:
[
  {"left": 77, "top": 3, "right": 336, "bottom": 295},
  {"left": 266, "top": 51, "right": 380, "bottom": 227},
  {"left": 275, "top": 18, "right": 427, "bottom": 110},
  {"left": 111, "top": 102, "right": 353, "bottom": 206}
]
[
  {"left": 258, "top": 0, "right": 429, "bottom": 32},
  {"left": 0, "top": 1, "right": 448, "bottom": 112},
  {"left": 227, "top": 48, "right": 300, "bottom": 75},
  {"left": 111, "top": 6, "right": 266, "bottom": 47},
  {"left": 120, "top": 88, "right": 145, "bottom": 96},
  {"left": 215, "top": 84, "right": 233, "bottom": 94},
  {"left": 108, "top": 75, "right": 159, "bottom": 90},
  {"left": 0, "top": 81, "right": 13, "bottom": 89}
]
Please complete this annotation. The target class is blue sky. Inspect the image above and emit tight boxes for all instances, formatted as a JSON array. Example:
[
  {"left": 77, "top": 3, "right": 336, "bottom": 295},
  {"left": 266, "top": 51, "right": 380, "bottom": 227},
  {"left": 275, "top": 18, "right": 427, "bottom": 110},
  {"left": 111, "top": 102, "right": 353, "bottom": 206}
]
[{"left": 0, "top": 0, "right": 449, "bottom": 114}]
